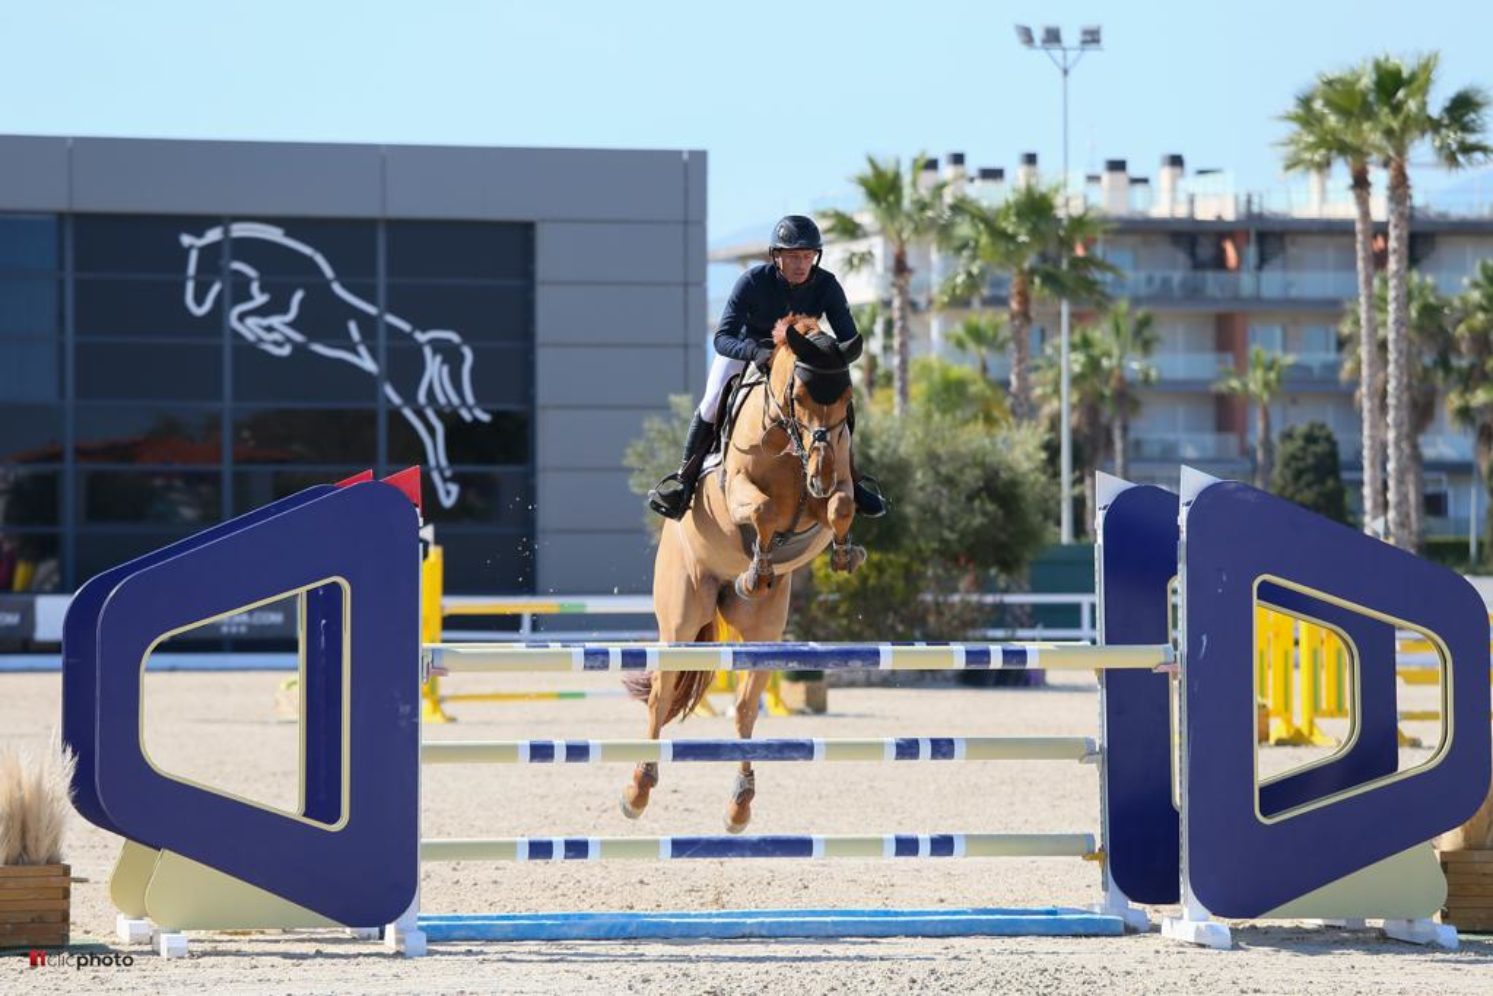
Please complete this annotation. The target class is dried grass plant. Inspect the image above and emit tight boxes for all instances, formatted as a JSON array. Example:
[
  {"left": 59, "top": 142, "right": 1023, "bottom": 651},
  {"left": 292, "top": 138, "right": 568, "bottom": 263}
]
[{"left": 0, "top": 738, "right": 76, "bottom": 866}]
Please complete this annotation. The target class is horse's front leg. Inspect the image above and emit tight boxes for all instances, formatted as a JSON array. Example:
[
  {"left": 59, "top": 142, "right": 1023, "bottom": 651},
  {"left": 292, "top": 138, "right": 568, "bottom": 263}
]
[
  {"left": 727, "top": 473, "right": 777, "bottom": 599},
  {"left": 827, "top": 484, "right": 865, "bottom": 573},
  {"left": 724, "top": 670, "right": 772, "bottom": 833},
  {"left": 620, "top": 672, "right": 679, "bottom": 819}
]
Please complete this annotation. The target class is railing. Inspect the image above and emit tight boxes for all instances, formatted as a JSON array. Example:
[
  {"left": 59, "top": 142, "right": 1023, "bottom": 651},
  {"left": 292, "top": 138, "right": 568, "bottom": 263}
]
[
  {"left": 1284, "top": 352, "right": 1342, "bottom": 381},
  {"left": 1101, "top": 269, "right": 1360, "bottom": 302},
  {"left": 1130, "top": 432, "right": 1242, "bottom": 461},
  {"left": 1151, "top": 353, "right": 1232, "bottom": 381},
  {"left": 1419, "top": 433, "right": 1475, "bottom": 461}
]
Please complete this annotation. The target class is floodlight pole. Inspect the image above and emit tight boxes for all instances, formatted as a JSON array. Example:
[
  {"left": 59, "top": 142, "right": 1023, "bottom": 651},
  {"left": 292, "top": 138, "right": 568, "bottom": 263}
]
[{"left": 1019, "top": 28, "right": 1099, "bottom": 544}]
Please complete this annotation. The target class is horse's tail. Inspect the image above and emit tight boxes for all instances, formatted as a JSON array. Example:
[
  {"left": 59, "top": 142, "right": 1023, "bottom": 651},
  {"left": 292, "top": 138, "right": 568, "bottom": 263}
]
[{"left": 625, "top": 613, "right": 733, "bottom": 723}]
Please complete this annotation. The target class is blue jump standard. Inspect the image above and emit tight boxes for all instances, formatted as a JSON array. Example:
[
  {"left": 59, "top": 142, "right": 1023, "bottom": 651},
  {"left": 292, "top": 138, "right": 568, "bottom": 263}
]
[{"left": 418, "top": 906, "right": 1126, "bottom": 941}]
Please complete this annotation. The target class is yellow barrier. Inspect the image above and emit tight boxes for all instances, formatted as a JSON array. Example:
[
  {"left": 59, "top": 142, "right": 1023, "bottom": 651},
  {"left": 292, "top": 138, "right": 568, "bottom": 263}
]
[
  {"left": 1254, "top": 605, "right": 1347, "bottom": 748},
  {"left": 1254, "top": 605, "right": 1493, "bottom": 749}
]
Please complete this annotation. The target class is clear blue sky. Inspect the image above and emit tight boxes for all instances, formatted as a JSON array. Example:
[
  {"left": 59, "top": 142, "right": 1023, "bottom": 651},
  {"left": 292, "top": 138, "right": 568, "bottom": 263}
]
[{"left": 4, "top": 1, "right": 1490, "bottom": 254}]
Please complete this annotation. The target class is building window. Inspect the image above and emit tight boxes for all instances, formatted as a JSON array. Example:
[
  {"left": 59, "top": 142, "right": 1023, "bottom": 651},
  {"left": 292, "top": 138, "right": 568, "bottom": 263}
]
[{"left": 15, "top": 213, "right": 540, "bottom": 591}]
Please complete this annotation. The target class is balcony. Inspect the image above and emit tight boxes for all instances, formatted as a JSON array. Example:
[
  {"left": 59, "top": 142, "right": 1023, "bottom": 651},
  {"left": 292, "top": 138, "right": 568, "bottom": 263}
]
[
  {"left": 1151, "top": 352, "right": 1233, "bottom": 382},
  {"left": 1420, "top": 433, "right": 1474, "bottom": 462},
  {"left": 1103, "top": 269, "right": 1359, "bottom": 303},
  {"left": 1131, "top": 432, "right": 1242, "bottom": 461},
  {"left": 1283, "top": 352, "right": 1343, "bottom": 382}
]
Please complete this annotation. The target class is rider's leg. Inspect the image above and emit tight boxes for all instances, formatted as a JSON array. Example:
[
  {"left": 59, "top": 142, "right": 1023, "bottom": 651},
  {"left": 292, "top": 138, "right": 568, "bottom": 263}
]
[
  {"left": 846, "top": 399, "right": 889, "bottom": 518},
  {"left": 648, "top": 356, "right": 743, "bottom": 520}
]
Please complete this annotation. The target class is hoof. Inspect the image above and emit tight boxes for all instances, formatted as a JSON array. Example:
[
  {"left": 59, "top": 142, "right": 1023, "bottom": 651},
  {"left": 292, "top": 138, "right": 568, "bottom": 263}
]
[
  {"left": 724, "top": 817, "right": 750, "bottom": 834},
  {"left": 724, "top": 807, "right": 751, "bottom": 834},
  {"left": 621, "top": 763, "right": 657, "bottom": 820},
  {"left": 733, "top": 568, "right": 774, "bottom": 600},
  {"left": 831, "top": 544, "right": 867, "bottom": 573}
]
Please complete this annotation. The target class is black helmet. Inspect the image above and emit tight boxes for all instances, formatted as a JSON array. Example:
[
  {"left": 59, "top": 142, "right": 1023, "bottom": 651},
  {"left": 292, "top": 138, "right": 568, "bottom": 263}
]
[{"left": 770, "top": 215, "right": 823, "bottom": 252}]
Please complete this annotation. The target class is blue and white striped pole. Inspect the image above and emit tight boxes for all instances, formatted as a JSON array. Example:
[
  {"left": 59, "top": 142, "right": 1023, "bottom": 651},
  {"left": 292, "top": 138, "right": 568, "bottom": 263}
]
[
  {"left": 421, "top": 736, "right": 1099, "bottom": 765},
  {"left": 424, "top": 641, "right": 1169, "bottom": 675},
  {"left": 420, "top": 832, "right": 1097, "bottom": 863}
]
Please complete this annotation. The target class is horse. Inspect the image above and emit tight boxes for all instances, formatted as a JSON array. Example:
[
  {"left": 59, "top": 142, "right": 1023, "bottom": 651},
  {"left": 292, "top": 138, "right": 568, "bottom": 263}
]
[
  {"left": 624, "top": 316, "right": 867, "bottom": 832},
  {"left": 178, "top": 222, "right": 490, "bottom": 509}
]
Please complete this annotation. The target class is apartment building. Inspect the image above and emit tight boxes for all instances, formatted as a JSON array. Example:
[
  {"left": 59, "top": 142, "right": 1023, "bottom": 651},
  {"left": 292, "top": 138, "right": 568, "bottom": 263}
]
[{"left": 711, "top": 152, "right": 1493, "bottom": 536}]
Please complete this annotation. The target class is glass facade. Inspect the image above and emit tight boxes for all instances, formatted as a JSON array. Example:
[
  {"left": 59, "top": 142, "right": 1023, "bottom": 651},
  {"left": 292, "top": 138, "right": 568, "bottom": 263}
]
[{"left": 0, "top": 213, "right": 535, "bottom": 593}]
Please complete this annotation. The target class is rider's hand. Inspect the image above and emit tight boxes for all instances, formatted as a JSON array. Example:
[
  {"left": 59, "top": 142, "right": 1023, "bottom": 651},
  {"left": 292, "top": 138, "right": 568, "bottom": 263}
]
[{"left": 753, "top": 345, "right": 775, "bottom": 372}]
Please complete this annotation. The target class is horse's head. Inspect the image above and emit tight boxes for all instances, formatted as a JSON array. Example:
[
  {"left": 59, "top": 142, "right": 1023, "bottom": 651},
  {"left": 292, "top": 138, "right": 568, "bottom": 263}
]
[
  {"left": 179, "top": 226, "right": 227, "bottom": 317},
  {"left": 769, "top": 315, "right": 854, "bottom": 501}
]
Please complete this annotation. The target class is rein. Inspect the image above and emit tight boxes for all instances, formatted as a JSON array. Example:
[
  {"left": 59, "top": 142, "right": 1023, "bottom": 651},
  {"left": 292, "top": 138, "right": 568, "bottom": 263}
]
[{"left": 763, "top": 362, "right": 848, "bottom": 471}]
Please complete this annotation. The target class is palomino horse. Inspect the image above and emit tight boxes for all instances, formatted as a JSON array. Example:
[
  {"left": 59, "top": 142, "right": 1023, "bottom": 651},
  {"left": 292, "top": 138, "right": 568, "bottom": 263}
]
[{"left": 624, "top": 316, "right": 866, "bottom": 832}]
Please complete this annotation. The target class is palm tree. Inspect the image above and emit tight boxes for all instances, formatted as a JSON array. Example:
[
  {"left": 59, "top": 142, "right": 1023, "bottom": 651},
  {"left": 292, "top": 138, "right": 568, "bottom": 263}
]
[
  {"left": 1281, "top": 67, "right": 1385, "bottom": 535},
  {"left": 1217, "top": 346, "right": 1292, "bottom": 489},
  {"left": 1095, "top": 301, "right": 1159, "bottom": 481},
  {"left": 1445, "top": 260, "right": 1493, "bottom": 559},
  {"left": 1361, "top": 54, "right": 1490, "bottom": 549},
  {"left": 943, "top": 187, "right": 1114, "bottom": 420},
  {"left": 850, "top": 300, "right": 886, "bottom": 395},
  {"left": 945, "top": 313, "right": 1009, "bottom": 380},
  {"left": 821, "top": 155, "right": 951, "bottom": 414},
  {"left": 1036, "top": 323, "right": 1110, "bottom": 537},
  {"left": 1340, "top": 272, "right": 1454, "bottom": 546}
]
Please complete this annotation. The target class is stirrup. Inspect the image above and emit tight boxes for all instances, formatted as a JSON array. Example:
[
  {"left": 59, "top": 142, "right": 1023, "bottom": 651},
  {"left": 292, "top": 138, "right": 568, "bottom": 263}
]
[
  {"left": 648, "top": 474, "right": 693, "bottom": 520},
  {"left": 853, "top": 476, "right": 889, "bottom": 518}
]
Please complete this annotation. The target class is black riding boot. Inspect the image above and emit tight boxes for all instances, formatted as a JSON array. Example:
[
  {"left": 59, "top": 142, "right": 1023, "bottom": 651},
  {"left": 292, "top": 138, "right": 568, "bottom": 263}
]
[
  {"left": 846, "top": 401, "right": 889, "bottom": 518},
  {"left": 647, "top": 413, "right": 716, "bottom": 520}
]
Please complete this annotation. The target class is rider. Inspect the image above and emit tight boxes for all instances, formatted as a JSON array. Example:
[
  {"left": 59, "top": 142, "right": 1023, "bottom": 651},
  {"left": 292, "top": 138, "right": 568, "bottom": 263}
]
[{"left": 647, "top": 214, "right": 888, "bottom": 521}]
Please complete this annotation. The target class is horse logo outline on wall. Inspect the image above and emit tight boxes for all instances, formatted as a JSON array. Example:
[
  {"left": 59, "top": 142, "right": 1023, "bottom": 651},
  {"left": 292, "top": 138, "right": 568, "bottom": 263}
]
[{"left": 179, "top": 222, "right": 491, "bottom": 509}]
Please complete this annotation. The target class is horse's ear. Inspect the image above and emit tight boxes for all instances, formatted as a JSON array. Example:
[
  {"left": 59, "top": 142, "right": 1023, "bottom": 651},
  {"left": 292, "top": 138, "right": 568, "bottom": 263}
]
[{"left": 783, "top": 322, "right": 814, "bottom": 362}]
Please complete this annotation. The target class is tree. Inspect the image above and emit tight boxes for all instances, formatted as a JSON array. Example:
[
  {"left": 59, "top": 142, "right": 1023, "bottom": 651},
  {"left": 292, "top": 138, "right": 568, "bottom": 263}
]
[
  {"left": 908, "top": 356, "right": 1008, "bottom": 427},
  {"left": 1217, "top": 346, "right": 1291, "bottom": 489},
  {"left": 792, "top": 403, "right": 1056, "bottom": 642},
  {"left": 850, "top": 300, "right": 886, "bottom": 394},
  {"left": 1281, "top": 67, "right": 1385, "bottom": 534},
  {"left": 1272, "top": 422, "right": 1350, "bottom": 525},
  {"left": 821, "top": 155, "right": 950, "bottom": 415},
  {"left": 1340, "top": 272, "right": 1454, "bottom": 546},
  {"left": 945, "top": 313, "right": 1009, "bottom": 380},
  {"left": 942, "top": 187, "right": 1114, "bottom": 419},
  {"left": 1035, "top": 322, "right": 1109, "bottom": 538},
  {"left": 1360, "top": 54, "right": 1490, "bottom": 549},
  {"left": 1094, "top": 301, "right": 1158, "bottom": 481},
  {"left": 623, "top": 394, "right": 696, "bottom": 539},
  {"left": 1445, "top": 259, "right": 1493, "bottom": 561}
]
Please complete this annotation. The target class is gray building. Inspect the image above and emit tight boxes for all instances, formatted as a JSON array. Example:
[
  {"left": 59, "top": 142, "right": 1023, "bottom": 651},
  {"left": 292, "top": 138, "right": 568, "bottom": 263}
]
[{"left": 0, "top": 135, "right": 705, "bottom": 613}]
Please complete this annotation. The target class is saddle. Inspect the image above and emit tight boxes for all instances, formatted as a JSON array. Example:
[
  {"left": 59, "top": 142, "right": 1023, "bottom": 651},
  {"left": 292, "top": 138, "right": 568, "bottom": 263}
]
[{"left": 704, "top": 367, "right": 825, "bottom": 567}]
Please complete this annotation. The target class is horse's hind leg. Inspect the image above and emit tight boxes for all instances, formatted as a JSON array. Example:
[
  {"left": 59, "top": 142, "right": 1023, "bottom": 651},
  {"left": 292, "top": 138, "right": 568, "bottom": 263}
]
[
  {"left": 620, "top": 671, "right": 679, "bottom": 819},
  {"left": 624, "top": 525, "right": 715, "bottom": 819},
  {"left": 720, "top": 579, "right": 792, "bottom": 833}
]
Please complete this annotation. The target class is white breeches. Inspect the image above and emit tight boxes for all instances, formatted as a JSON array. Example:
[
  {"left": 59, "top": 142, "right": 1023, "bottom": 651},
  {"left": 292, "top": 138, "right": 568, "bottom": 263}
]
[{"left": 698, "top": 354, "right": 747, "bottom": 422}]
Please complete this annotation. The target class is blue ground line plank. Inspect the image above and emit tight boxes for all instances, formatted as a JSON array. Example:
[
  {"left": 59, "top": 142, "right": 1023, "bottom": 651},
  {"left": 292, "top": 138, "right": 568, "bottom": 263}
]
[{"left": 417, "top": 907, "right": 1126, "bottom": 941}]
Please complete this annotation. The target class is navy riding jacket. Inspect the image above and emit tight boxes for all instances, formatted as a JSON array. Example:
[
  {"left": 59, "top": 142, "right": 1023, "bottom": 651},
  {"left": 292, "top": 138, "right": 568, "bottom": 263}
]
[{"left": 713, "top": 263, "right": 863, "bottom": 367}]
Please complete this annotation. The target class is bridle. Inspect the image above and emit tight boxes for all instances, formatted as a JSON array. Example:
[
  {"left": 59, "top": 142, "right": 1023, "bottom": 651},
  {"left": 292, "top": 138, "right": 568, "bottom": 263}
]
[{"left": 764, "top": 359, "right": 848, "bottom": 476}]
